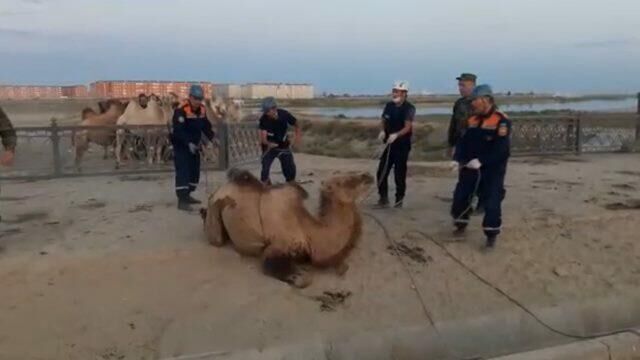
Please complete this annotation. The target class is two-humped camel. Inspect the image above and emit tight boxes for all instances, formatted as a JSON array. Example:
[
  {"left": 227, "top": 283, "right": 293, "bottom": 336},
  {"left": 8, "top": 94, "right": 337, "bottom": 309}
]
[
  {"left": 73, "top": 99, "right": 127, "bottom": 171},
  {"left": 115, "top": 97, "right": 173, "bottom": 169},
  {"left": 201, "top": 169, "right": 374, "bottom": 287}
]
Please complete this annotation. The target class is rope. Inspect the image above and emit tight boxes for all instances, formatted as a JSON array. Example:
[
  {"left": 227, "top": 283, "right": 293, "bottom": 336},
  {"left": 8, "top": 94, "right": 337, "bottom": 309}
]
[
  {"left": 394, "top": 225, "right": 640, "bottom": 342},
  {"left": 359, "top": 142, "right": 391, "bottom": 205},
  {"left": 363, "top": 212, "right": 483, "bottom": 360},
  {"left": 453, "top": 168, "right": 482, "bottom": 223}
]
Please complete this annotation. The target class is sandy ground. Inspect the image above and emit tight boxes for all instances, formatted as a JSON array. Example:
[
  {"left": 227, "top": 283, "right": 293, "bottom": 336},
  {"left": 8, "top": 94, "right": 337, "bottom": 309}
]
[{"left": 0, "top": 153, "right": 640, "bottom": 359}]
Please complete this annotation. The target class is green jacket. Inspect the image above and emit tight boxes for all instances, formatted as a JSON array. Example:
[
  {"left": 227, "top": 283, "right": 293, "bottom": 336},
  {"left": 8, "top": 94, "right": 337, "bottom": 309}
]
[
  {"left": 0, "top": 106, "right": 16, "bottom": 150},
  {"left": 447, "top": 96, "right": 473, "bottom": 147}
]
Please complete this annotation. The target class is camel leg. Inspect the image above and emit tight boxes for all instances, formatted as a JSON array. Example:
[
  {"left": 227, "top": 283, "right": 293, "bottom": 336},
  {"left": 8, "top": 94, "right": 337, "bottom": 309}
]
[
  {"left": 146, "top": 133, "right": 155, "bottom": 165},
  {"left": 74, "top": 132, "right": 89, "bottom": 173},
  {"left": 262, "top": 245, "right": 311, "bottom": 288},
  {"left": 75, "top": 144, "right": 87, "bottom": 173},
  {"left": 155, "top": 137, "right": 163, "bottom": 165},
  {"left": 115, "top": 130, "right": 123, "bottom": 169},
  {"left": 202, "top": 199, "right": 228, "bottom": 247}
]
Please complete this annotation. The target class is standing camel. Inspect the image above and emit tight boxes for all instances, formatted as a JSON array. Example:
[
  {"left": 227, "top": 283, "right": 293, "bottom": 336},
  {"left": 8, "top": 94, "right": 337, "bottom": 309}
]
[
  {"left": 73, "top": 99, "right": 126, "bottom": 171},
  {"left": 115, "top": 97, "right": 171, "bottom": 169}
]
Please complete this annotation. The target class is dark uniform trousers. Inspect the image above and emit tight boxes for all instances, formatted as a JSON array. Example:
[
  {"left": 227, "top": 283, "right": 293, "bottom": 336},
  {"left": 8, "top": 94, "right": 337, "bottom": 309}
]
[
  {"left": 261, "top": 148, "right": 296, "bottom": 183},
  {"left": 171, "top": 101, "right": 214, "bottom": 201},
  {"left": 452, "top": 166, "right": 506, "bottom": 237},
  {"left": 174, "top": 148, "right": 200, "bottom": 199},
  {"left": 377, "top": 142, "right": 410, "bottom": 201},
  {"left": 451, "top": 111, "right": 511, "bottom": 238}
]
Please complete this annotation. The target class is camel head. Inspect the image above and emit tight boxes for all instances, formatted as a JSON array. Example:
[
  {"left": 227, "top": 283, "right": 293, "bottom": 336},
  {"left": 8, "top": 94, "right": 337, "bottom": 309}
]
[
  {"left": 149, "top": 93, "right": 162, "bottom": 105},
  {"left": 99, "top": 99, "right": 126, "bottom": 115},
  {"left": 321, "top": 172, "right": 373, "bottom": 204}
]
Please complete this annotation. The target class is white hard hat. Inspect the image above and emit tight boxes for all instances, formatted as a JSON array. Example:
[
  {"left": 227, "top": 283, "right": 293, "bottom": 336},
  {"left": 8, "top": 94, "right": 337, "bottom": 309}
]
[{"left": 393, "top": 81, "right": 409, "bottom": 92}]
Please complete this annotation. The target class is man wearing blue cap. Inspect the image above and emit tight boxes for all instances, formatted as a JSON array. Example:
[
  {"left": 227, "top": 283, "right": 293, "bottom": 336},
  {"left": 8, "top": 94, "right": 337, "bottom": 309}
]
[
  {"left": 451, "top": 84, "right": 511, "bottom": 249},
  {"left": 171, "top": 84, "right": 215, "bottom": 211},
  {"left": 258, "top": 97, "right": 301, "bottom": 184}
]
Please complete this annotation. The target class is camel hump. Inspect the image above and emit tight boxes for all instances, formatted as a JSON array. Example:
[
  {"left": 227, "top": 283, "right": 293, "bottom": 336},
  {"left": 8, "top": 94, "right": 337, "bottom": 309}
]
[
  {"left": 81, "top": 107, "right": 96, "bottom": 120},
  {"left": 287, "top": 182, "right": 309, "bottom": 199},
  {"left": 227, "top": 168, "right": 263, "bottom": 189}
]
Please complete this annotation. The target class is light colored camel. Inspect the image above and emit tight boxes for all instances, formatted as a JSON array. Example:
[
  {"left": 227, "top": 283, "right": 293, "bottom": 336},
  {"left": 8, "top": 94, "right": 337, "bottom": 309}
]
[
  {"left": 115, "top": 98, "right": 171, "bottom": 169},
  {"left": 73, "top": 99, "right": 126, "bottom": 171},
  {"left": 205, "top": 97, "right": 243, "bottom": 124},
  {"left": 201, "top": 169, "right": 373, "bottom": 287}
]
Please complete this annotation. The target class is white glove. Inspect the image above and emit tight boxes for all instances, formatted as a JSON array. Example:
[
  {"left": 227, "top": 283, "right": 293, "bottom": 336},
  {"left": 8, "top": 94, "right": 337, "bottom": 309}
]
[
  {"left": 188, "top": 143, "right": 199, "bottom": 154},
  {"left": 387, "top": 133, "right": 399, "bottom": 144},
  {"left": 378, "top": 131, "right": 386, "bottom": 142},
  {"left": 466, "top": 158, "right": 482, "bottom": 170},
  {"left": 449, "top": 161, "right": 459, "bottom": 173}
]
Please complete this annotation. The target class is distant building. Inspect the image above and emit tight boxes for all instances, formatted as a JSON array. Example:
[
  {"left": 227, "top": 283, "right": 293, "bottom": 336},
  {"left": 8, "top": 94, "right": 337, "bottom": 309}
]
[
  {"left": 240, "top": 83, "right": 314, "bottom": 99},
  {"left": 89, "top": 80, "right": 214, "bottom": 99},
  {"left": 213, "top": 84, "right": 242, "bottom": 99},
  {"left": 0, "top": 85, "right": 90, "bottom": 100},
  {"left": 61, "top": 85, "right": 89, "bottom": 98}
]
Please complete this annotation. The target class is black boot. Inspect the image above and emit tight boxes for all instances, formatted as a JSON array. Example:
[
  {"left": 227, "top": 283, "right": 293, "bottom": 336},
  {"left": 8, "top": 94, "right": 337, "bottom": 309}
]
[
  {"left": 186, "top": 195, "right": 202, "bottom": 204},
  {"left": 485, "top": 235, "right": 497, "bottom": 249},
  {"left": 177, "top": 199, "right": 192, "bottom": 211},
  {"left": 453, "top": 223, "right": 467, "bottom": 236},
  {"left": 376, "top": 196, "right": 389, "bottom": 208}
]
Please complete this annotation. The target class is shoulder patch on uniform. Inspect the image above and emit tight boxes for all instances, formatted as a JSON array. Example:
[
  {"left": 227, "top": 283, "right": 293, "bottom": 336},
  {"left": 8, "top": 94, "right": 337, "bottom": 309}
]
[{"left": 498, "top": 123, "right": 509, "bottom": 137}]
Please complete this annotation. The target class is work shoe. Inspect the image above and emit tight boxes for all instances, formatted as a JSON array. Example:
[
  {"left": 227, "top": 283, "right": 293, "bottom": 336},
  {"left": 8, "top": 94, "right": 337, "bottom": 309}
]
[
  {"left": 376, "top": 197, "right": 390, "bottom": 208},
  {"left": 186, "top": 196, "right": 202, "bottom": 204},
  {"left": 394, "top": 198, "right": 404, "bottom": 209},
  {"left": 453, "top": 223, "right": 467, "bottom": 236},
  {"left": 485, "top": 235, "right": 497, "bottom": 250},
  {"left": 177, "top": 200, "right": 193, "bottom": 212}
]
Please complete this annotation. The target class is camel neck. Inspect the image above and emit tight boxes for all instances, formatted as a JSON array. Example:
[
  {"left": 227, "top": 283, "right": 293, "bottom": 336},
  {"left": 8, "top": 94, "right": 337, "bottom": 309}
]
[{"left": 306, "top": 193, "right": 361, "bottom": 267}]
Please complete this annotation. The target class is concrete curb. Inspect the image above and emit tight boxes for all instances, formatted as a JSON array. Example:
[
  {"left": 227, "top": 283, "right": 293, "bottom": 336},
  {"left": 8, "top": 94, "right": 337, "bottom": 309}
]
[
  {"left": 162, "top": 294, "right": 640, "bottom": 360},
  {"left": 491, "top": 332, "right": 640, "bottom": 360}
]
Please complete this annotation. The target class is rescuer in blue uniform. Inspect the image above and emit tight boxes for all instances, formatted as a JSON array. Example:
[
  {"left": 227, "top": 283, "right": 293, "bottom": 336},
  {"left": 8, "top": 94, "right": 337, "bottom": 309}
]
[
  {"left": 259, "top": 97, "right": 301, "bottom": 185},
  {"left": 451, "top": 84, "right": 511, "bottom": 249},
  {"left": 376, "top": 81, "right": 415, "bottom": 208},
  {"left": 172, "top": 85, "right": 215, "bottom": 211}
]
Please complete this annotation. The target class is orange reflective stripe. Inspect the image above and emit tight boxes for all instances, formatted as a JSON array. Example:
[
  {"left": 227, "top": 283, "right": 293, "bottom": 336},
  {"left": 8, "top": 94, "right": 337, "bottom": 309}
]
[
  {"left": 467, "top": 113, "right": 502, "bottom": 129},
  {"left": 481, "top": 113, "right": 501, "bottom": 128}
]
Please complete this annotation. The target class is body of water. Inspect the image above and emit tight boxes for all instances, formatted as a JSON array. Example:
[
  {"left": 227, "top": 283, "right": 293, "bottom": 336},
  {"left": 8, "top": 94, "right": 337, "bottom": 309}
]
[{"left": 296, "top": 98, "right": 637, "bottom": 118}]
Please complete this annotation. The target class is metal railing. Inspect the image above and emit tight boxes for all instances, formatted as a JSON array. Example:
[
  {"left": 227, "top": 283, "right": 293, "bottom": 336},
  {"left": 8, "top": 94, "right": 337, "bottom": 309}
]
[
  {"left": 1, "top": 110, "right": 639, "bottom": 181},
  {"left": 511, "top": 112, "right": 639, "bottom": 155},
  {"left": 0, "top": 120, "right": 262, "bottom": 180}
]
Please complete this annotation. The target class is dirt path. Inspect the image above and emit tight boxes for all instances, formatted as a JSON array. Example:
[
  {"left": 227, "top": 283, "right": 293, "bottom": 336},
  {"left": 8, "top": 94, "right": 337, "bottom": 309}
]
[{"left": 0, "top": 154, "right": 639, "bottom": 359}]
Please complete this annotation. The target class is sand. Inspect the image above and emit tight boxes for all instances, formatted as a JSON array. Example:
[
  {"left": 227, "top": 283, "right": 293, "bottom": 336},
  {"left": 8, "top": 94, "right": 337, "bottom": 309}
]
[{"left": 0, "top": 153, "right": 639, "bottom": 359}]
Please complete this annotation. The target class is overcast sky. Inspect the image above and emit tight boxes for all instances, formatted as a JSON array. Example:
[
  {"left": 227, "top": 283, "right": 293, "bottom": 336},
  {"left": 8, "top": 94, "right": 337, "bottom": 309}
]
[{"left": 1, "top": 0, "right": 639, "bottom": 94}]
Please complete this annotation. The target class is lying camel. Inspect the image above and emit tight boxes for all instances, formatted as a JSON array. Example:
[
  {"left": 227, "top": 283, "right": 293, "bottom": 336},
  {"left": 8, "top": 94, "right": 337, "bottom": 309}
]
[
  {"left": 73, "top": 99, "right": 127, "bottom": 171},
  {"left": 201, "top": 169, "right": 373, "bottom": 287}
]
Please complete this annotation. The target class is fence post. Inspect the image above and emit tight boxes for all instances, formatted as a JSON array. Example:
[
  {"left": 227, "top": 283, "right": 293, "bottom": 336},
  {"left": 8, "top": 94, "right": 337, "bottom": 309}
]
[
  {"left": 636, "top": 92, "right": 640, "bottom": 141},
  {"left": 217, "top": 121, "right": 230, "bottom": 170},
  {"left": 566, "top": 119, "right": 574, "bottom": 153},
  {"left": 50, "top": 118, "right": 62, "bottom": 177},
  {"left": 575, "top": 114, "right": 582, "bottom": 155}
]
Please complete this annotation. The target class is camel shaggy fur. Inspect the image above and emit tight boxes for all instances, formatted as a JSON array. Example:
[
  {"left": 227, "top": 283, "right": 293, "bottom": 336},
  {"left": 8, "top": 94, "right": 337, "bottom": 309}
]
[
  {"left": 115, "top": 97, "right": 172, "bottom": 168},
  {"left": 73, "top": 99, "right": 127, "bottom": 171},
  {"left": 201, "top": 169, "right": 373, "bottom": 287}
]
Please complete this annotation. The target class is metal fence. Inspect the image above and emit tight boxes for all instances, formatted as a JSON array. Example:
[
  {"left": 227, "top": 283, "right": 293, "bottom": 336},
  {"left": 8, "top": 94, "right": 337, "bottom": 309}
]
[
  {"left": 511, "top": 112, "right": 639, "bottom": 155},
  {"left": 1, "top": 112, "right": 638, "bottom": 180},
  {"left": 0, "top": 121, "right": 261, "bottom": 180}
]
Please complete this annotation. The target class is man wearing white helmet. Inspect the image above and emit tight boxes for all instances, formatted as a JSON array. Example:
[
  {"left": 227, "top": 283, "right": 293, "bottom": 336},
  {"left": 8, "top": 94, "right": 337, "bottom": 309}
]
[{"left": 376, "top": 81, "right": 415, "bottom": 208}]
